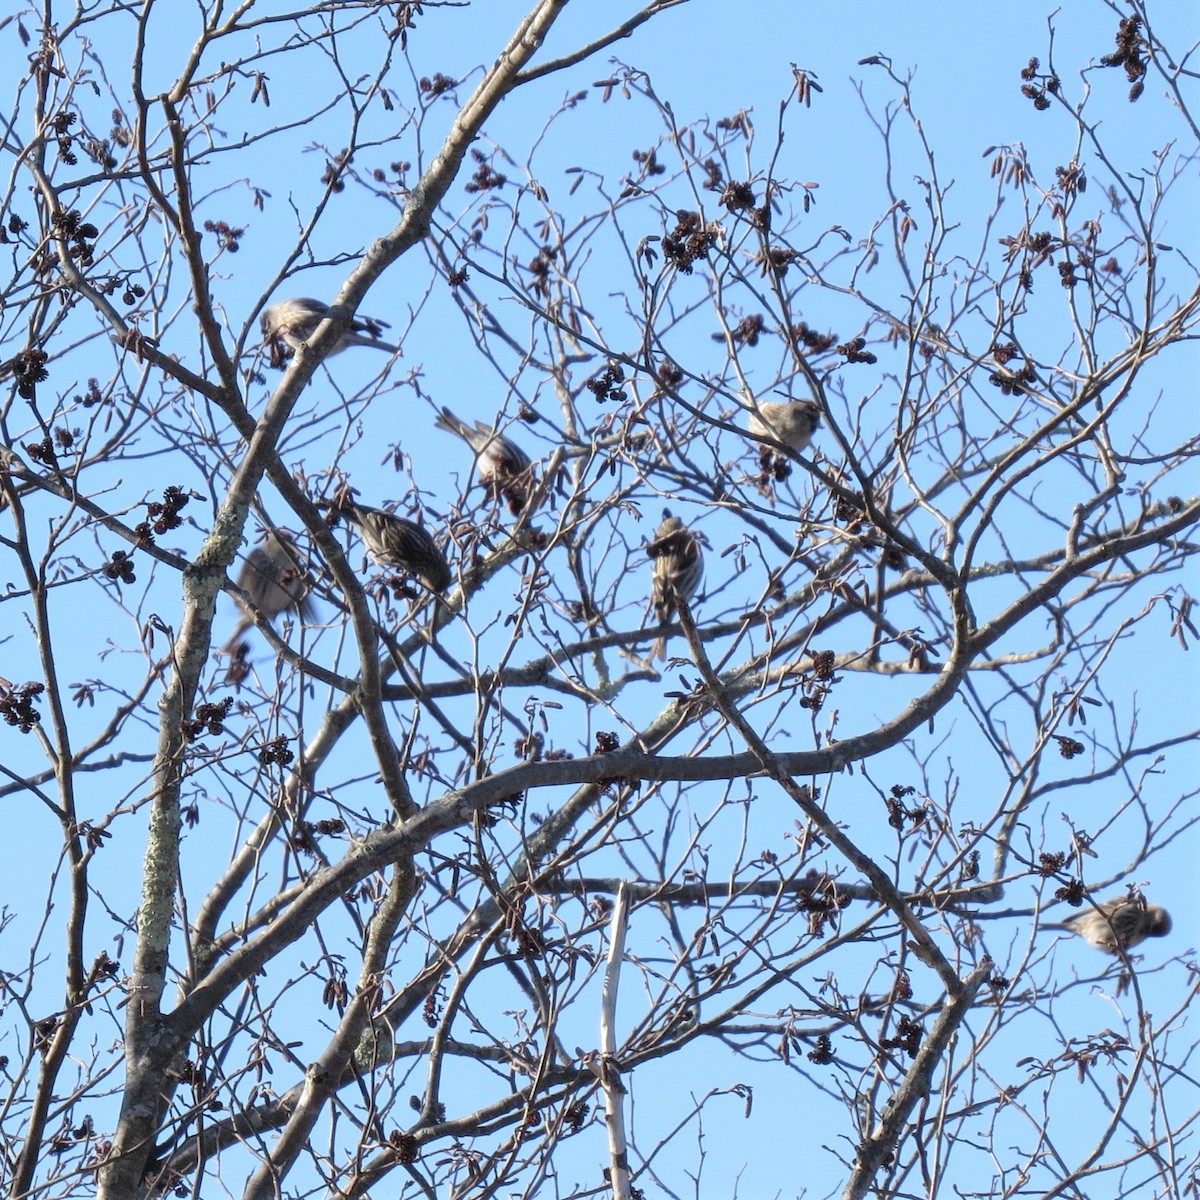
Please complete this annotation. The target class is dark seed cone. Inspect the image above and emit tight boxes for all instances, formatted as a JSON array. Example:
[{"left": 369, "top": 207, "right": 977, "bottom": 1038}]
[
  {"left": 260, "top": 297, "right": 397, "bottom": 358},
  {"left": 225, "top": 529, "right": 314, "bottom": 653},
  {"left": 1059, "top": 896, "right": 1172, "bottom": 954},
  {"left": 338, "top": 500, "right": 451, "bottom": 594},
  {"left": 434, "top": 405, "right": 535, "bottom": 513},
  {"left": 647, "top": 510, "right": 704, "bottom": 661}
]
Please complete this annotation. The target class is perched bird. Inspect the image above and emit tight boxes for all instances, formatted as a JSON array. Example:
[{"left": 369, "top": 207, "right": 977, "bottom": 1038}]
[
  {"left": 747, "top": 397, "right": 821, "bottom": 455},
  {"left": 225, "top": 529, "right": 314, "bottom": 653},
  {"left": 1059, "top": 896, "right": 1173, "bottom": 954},
  {"left": 260, "top": 297, "right": 397, "bottom": 359},
  {"left": 647, "top": 510, "right": 705, "bottom": 660},
  {"left": 434, "top": 405, "right": 535, "bottom": 514},
  {"left": 576, "top": 1047, "right": 627, "bottom": 1095},
  {"left": 334, "top": 499, "right": 451, "bottom": 594}
]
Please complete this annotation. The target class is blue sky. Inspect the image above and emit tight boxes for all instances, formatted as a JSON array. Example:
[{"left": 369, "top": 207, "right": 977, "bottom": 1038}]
[{"left": 1, "top": 1, "right": 1197, "bottom": 1196}]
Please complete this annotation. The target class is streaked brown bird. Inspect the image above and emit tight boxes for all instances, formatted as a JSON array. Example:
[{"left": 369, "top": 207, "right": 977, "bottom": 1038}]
[
  {"left": 260, "top": 297, "right": 398, "bottom": 358},
  {"left": 1059, "top": 895, "right": 1172, "bottom": 954},
  {"left": 225, "top": 529, "right": 314, "bottom": 653},
  {"left": 747, "top": 397, "right": 821, "bottom": 455},
  {"left": 647, "top": 510, "right": 705, "bottom": 661},
  {"left": 335, "top": 499, "right": 451, "bottom": 594},
  {"left": 434, "top": 405, "right": 535, "bottom": 514}
]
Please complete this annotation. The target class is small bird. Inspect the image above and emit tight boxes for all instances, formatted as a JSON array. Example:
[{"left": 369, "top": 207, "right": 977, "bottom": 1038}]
[
  {"left": 260, "top": 297, "right": 398, "bottom": 359},
  {"left": 1059, "top": 896, "right": 1173, "bottom": 954},
  {"left": 334, "top": 499, "right": 451, "bottom": 594},
  {"left": 434, "top": 405, "right": 535, "bottom": 514},
  {"left": 576, "top": 1047, "right": 627, "bottom": 1094},
  {"left": 647, "top": 510, "right": 705, "bottom": 660},
  {"left": 747, "top": 397, "right": 821, "bottom": 455},
  {"left": 225, "top": 529, "right": 314, "bottom": 653}
]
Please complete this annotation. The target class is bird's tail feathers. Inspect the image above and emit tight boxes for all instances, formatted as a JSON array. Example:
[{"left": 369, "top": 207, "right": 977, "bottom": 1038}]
[{"left": 434, "top": 406, "right": 472, "bottom": 439}]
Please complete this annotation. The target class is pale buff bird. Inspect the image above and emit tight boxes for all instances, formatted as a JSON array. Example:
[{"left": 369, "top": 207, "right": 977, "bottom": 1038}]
[
  {"left": 260, "top": 297, "right": 397, "bottom": 358},
  {"left": 434, "top": 405, "right": 535, "bottom": 514},
  {"left": 747, "top": 397, "right": 821, "bottom": 455},
  {"left": 647, "top": 510, "right": 704, "bottom": 661},
  {"left": 1058, "top": 895, "right": 1172, "bottom": 954},
  {"left": 226, "top": 529, "right": 314, "bottom": 652},
  {"left": 333, "top": 499, "right": 451, "bottom": 594}
]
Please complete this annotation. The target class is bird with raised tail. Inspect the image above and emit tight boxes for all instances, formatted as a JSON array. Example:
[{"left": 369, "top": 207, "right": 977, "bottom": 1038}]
[{"left": 434, "top": 406, "right": 535, "bottom": 514}]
